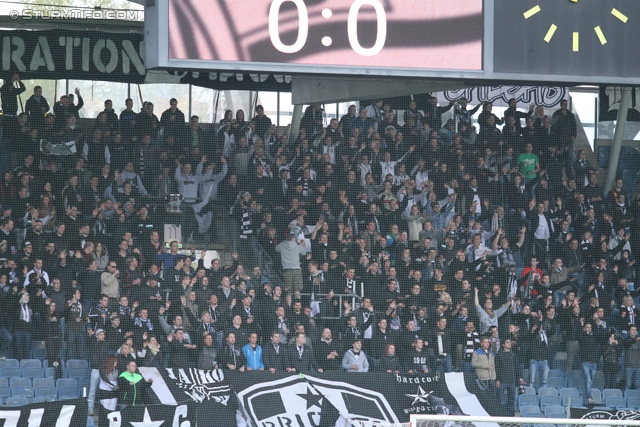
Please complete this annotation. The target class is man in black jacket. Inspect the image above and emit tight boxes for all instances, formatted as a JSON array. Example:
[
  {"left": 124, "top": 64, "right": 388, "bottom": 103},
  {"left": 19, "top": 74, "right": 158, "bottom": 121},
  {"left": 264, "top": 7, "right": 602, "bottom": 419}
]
[
  {"left": 495, "top": 338, "right": 525, "bottom": 415},
  {"left": 286, "top": 332, "right": 323, "bottom": 373},
  {"left": 579, "top": 322, "right": 605, "bottom": 403},
  {"left": 263, "top": 330, "right": 286, "bottom": 373},
  {"left": 314, "top": 328, "right": 341, "bottom": 371},
  {"left": 219, "top": 331, "right": 246, "bottom": 372},
  {"left": 0, "top": 73, "right": 25, "bottom": 116},
  {"left": 87, "top": 329, "right": 108, "bottom": 415}
]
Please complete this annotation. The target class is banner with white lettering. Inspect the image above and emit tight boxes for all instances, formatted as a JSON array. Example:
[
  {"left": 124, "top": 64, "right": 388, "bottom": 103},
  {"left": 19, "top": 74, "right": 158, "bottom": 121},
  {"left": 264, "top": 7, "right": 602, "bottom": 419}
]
[
  {"left": 0, "top": 398, "right": 87, "bottom": 427},
  {"left": 98, "top": 402, "right": 196, "bottom": 427},
  {"left": 230, "top": 371, "right": 507, "bottom": 427},
  {"left": 99, "top": 367, "right": 237, "bottom": 427},
  {"left": 570, "top": 407, "right": 640, "bottom": 420},
  {"left": 440, "top": 86, "right": 568, "bottom": 109},
  {"left": 0, "top": 30, "right": 292, "bottom": 90}
]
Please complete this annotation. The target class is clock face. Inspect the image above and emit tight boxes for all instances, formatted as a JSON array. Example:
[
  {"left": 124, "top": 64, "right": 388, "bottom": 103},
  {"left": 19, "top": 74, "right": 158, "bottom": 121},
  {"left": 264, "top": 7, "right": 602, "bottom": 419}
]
[{"left": 493, "top": 0, "right": 640, "bottom": 78}]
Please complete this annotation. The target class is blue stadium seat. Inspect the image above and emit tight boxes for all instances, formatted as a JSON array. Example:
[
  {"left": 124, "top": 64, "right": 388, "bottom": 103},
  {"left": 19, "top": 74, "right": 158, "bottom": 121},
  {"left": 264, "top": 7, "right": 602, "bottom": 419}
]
[
  {"left": 546, "top": 377, "right": 566, "bottom": 388},
  {"left": 544, "top": 405, "right": 565, "bottom": 418},
  {"left": 627, "top": 397, "right": 640, "bottom": 409},
  {"left": 591, "top": 389, "right": 603, "bottom": 404},
  {"left": 0, "top": 386, "right": 11, "bottom": 399},
  {"left": 548, "top": 369, "right": 564, "bottom": 379},
  {"left": 45, "top": 368, "right": 56, "bottom": 379},
  {"left": 10, "top": 378, "right": 30, "bottom": 388},
  {"left": 540, "top": 395, "right": 561, "bottom": 410},
  {"left": 566, "top": 370, "right": 584, "bottom": 380},
  {"left": 0, "top": 378, "right": 8, "bottom": 388},
  {"left": 21, "top": 368, "right": 44, "bottom": 379},
  {"left": 562, "top": 395, "right": 583, "bottom": 407},
  {"left": 34, "top": 386, "right": 57, "bottom": 400},
  {"left": 0, "top": 359, "right": 19, "bottom": 369},
  {"left": 519, "top": 404, "right": 541, "bottom": 417},
  {"left": 559, "top": 387, "right": 580, "bottom": 399},
  {"left": 603, "top": 389, "right": 623, "bottom": 401},
  {"left": 6, "top": 396, "right": 29, "bottom": 407},
  {"left": 518, "top": 394, "right": 538, "bottom": 411},
  {"left": 58, "top": 386, "right": 80, "bottom": 400},
  {"left": 537, "top": 387, "right": 558, "bottom": 397},
  {"left": 567, "top": 378, "right": 585, "bottom": 390},
  {"left": 56, "top": 378, "right": 78, "bottom": 389},
  {"left": 65, "top": 360, "right": 89, "bottom": 370},
  {"left": 11, "top": 386, "right": 34, "bottom": 399},
  {"left": 20, "top": 359, "right": 42, "bottom": 369},
  {"left": 606, "top": 397, "right": 627, "bottom": 409},
  {"left": 593, "top": 371, "right": 605, "bottom": 391},
  {"left": 76, "top": 377, "right": 90, "bottom": 389},
  {"left": 0, "top": 368, "right": 22, "bottom": 378},
  {"left": 624, "top": 389, "right": 640, "bottom": 400},
  {"left": 33, "top": 378, "right": 54, "bottom": 388},
  {"left": 66, "top": 368, "right": 91, "bottom": 379},
  {"left": 29, "top": 348, "right": 47, "bottom": 361}
]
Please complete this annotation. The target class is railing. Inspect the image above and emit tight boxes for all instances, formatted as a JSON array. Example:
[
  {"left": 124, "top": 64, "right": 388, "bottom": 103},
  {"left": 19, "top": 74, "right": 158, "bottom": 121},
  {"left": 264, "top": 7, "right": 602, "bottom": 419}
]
[
  {"left": 254, "top": 238, "right": 364, "bottom": 319},
  {"left": 297, "top": 284, "right": 365, "bottom": 320}
]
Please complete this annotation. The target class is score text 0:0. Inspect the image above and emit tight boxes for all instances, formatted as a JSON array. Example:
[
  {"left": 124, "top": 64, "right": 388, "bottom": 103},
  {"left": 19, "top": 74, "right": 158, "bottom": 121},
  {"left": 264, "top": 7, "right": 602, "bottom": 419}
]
[{"left": 269, "top": 0, "right": 387, "bottom": 57}]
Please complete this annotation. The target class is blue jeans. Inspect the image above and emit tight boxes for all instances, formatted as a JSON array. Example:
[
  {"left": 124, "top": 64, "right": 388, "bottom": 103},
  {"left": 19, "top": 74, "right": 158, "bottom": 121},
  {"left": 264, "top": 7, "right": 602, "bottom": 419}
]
[
  {"left": 0, "top": 327, "right": 13, "bottom": 358},
  {"left": 67, "top": 328, "right": 87, "bottom": 361},
  {"left": 14, "top": 330, "right": 31, "bottom": 360},
  {"left": 436, "top": 354, "right": 453, "bottom": 374},
  {"left": 530, "top": 359, "right": 549, "bottom": 388},
  {"left": 626, "top": 367, "right": 640, "bottom": 390},
  {"left": 582, "top": 361, "right": 597, "bottom": 398},
  {"left": 498, "top": 382, "right": 517, "bottom": 414},
  {"left": 88, "top": 368, "right": 101, "bottom": 412}
]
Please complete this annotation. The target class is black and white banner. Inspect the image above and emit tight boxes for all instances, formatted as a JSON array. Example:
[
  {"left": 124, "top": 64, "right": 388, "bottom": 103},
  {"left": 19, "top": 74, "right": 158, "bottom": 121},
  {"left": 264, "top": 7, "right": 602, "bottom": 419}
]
[
  {"left": 571, "top": 407, "right": 640, "bottom": 421},
  {"left": 0, "top": 30, "right": 292, "bottom": 90},
  {"left": 99, "top": 403, "right": 197, "bottom": 427},
  {"left": 0, "top": 398, "right": 87, "bottom": 427},
  {"left": 231, "top": 372, "right": 506, "bottom": 427},
  {"left": 98, "top": 367, "right": 237, "bottom": 427},
  {"left": 440, "top": 86, "right": 568, "bottom": 109}
]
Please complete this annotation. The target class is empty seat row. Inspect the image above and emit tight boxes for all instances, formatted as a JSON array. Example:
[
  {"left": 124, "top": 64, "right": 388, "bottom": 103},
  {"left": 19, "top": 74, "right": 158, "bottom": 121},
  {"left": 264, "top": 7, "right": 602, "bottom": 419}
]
[
  {"left": 0, "top": 359, "right": 88, "bottom": 371},
  {"left": 0, "top": 367, "right": 57, "bottom": 379},
  {"left": 0, "top": 385, "right": 81, "bottom": 402}
]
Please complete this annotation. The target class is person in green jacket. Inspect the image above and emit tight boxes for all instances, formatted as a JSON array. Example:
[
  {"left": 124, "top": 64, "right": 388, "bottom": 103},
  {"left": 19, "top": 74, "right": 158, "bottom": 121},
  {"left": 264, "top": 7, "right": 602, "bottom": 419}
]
[{"left": 117, "top": 360, "right": 153, "bottom": 406}]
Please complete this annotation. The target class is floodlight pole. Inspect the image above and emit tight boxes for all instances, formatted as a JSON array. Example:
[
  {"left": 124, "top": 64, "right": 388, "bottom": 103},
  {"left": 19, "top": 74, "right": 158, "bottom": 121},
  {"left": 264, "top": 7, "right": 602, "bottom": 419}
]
[{"left": 604, "top": 87, "right": 631, "bottom": 193}]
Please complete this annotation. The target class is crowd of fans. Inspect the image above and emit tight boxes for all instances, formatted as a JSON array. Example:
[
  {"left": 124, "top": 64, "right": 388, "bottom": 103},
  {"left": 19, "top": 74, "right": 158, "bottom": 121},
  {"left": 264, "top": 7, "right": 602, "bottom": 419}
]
[{"left": 1, "top": 73, "right": 640, "bottom": 415}]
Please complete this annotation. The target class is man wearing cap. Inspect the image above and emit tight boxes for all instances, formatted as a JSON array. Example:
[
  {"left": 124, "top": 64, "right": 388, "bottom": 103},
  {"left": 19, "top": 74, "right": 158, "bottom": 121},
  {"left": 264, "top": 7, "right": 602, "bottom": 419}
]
[
  {"left": 276, "top": 226, "right": 310, "bottom": 296},
  {"left": 87, "top": 326, "right": 108, "bottom": 415}
]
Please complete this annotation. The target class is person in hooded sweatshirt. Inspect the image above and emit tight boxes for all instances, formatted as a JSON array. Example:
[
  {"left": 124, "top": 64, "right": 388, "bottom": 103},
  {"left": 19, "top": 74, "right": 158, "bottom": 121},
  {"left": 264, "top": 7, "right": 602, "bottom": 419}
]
[{"left": 341, "top": 338, "right": 369, "bottom": 372}]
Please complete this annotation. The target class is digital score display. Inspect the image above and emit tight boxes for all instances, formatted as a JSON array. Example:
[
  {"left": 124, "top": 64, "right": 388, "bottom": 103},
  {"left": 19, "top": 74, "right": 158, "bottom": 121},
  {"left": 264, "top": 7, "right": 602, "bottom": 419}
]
[{"left": 165, "top": 0, "right": 483, "bottom": 72}]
